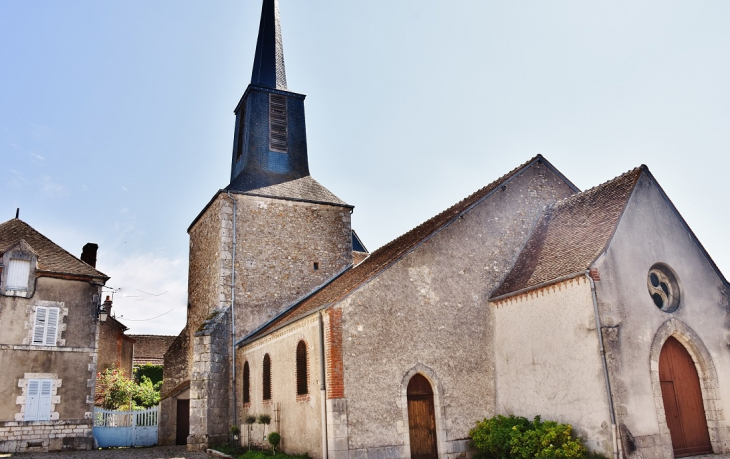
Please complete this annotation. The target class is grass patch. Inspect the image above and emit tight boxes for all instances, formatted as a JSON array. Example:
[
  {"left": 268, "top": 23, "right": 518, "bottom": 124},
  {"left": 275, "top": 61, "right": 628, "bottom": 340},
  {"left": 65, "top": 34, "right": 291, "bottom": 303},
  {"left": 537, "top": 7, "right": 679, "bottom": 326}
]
[{"left": 238, "top": 450, "right": 310, "bottom": 459}]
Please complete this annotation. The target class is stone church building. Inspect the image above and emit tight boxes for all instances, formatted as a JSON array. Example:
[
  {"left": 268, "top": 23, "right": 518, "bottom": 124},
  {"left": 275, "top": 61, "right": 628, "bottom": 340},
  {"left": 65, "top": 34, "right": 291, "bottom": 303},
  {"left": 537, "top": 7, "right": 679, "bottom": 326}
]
[{"left": 161, "top": 2, "right": 730, "bottom": 459}]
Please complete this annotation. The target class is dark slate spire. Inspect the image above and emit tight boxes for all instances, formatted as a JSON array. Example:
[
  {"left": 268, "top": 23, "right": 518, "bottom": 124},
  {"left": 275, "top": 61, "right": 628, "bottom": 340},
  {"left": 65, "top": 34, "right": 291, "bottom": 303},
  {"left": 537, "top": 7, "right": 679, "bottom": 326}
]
[
  {"left": 251, "top": 0, "right": 287, "bottom": 90},
  {"left": 225, "top": 0, "right": 348, "bottom": 208}
]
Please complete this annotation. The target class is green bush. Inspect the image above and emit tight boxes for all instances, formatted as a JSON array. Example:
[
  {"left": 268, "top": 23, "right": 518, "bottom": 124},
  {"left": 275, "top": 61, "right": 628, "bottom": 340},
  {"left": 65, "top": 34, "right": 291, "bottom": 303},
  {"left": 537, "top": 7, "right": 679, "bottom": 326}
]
[
  {"left": 133, "top": 376, "right": 162, "bottom": 408},
  {"left": 268, "top": 432, "right": 281, "bottom": 454},
  {"left": 470, "top": 415, "right": 589, "bottom": 459},
  {"left": 134, "top": 363, "right": 164, "bottom": 385}
]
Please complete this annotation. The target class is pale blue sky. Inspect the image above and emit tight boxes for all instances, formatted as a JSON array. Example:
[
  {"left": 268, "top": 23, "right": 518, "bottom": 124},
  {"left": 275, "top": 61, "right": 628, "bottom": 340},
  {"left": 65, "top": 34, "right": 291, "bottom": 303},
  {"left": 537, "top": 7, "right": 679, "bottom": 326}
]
[{"left": 2, "top": 1, "right": 729, "bottom": 335}]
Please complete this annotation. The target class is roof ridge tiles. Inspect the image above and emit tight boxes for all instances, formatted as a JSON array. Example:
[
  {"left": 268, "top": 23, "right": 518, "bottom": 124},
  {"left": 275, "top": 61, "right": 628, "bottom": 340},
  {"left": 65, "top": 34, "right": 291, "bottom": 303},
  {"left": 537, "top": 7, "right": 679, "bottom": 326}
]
[{"left": 367, "top": 155, "right": 544, "bottom": 256}]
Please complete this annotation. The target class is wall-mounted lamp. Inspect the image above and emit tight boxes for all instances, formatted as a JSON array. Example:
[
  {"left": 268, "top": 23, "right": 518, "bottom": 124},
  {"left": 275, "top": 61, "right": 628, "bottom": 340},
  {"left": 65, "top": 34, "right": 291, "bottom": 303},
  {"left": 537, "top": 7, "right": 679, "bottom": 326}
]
[{"left": 94, "top": 295, "right": 111, "bottom": 322}]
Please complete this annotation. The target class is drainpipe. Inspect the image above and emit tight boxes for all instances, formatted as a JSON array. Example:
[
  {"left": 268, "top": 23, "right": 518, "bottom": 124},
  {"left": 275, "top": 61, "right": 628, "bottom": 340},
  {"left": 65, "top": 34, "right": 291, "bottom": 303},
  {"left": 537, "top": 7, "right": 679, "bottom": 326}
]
[
  {"left": 226, "top": 191, "right": 238, "bottom": 437},
  {"left": 586, "top": 271, "right": 619, "bottom": 459},
  {"left": 318, "top": 312, "right": 328, "bottom": 459}
]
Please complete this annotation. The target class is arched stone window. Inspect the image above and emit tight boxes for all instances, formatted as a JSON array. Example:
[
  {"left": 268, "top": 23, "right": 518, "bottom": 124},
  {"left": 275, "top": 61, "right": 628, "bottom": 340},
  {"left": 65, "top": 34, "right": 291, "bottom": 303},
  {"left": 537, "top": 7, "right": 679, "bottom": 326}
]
[
  {"left": 296, "top": 341, "right": 308, "bottom": 396},
  {"left": 262, "top": 354, "right": 272, "bottom": 401},
  {"left": 242, "top": 361, "right": 250, "bottom": 404}
]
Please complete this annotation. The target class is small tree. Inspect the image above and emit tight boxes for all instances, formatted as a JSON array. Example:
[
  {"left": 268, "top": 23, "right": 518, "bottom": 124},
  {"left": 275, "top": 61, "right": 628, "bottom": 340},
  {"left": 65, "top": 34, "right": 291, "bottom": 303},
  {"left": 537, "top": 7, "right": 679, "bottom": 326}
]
[
  {"left": 268, "top": 432, "right": 281, "bottom": 455},
  {"left": 245, "top": 415, "right": 257, "bottom": 451},
  {"left": 97, "top": 368, "right": 136, "bottom": 410},
  {"left": 258, "top": 414, "right": 271, "bottom": 440}
]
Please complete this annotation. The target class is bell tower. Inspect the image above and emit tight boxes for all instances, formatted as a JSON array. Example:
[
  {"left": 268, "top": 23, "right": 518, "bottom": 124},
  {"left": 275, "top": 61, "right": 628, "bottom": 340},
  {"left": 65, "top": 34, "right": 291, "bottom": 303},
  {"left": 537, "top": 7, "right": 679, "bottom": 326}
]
[{"left": 229, "top": 0, "right": 311, "bottom": 192}]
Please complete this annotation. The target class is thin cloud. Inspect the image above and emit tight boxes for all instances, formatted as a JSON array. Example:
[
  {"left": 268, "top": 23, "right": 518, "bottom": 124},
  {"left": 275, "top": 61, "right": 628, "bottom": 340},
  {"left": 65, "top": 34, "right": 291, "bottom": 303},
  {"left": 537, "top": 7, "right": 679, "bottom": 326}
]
[
  {"left": 97, "top": 251, "right": 188, "bottom": 335},
  {"left": 37, "top": 175, "right": 68, "bottom": 197}
]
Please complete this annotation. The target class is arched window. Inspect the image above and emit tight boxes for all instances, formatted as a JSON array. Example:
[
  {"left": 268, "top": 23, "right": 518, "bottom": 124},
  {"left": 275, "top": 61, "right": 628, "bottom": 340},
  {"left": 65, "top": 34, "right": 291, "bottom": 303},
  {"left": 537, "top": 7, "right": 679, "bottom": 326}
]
[
  {"left": 296, "top": 341, "right": 308, "bottom": 396},
  {"left": 262, "top": 354, "right": 272, "bottom": 401},
  {"left": 242, "top": 361, "right": 250, "bottom": 404}
]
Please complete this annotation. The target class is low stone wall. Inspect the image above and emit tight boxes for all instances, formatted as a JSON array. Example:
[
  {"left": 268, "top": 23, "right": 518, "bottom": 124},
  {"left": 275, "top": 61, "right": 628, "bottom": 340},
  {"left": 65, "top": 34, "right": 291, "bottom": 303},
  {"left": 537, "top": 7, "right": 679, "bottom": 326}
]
[{"left": 0, "top": 419, "right": 93, "bottom": 453}]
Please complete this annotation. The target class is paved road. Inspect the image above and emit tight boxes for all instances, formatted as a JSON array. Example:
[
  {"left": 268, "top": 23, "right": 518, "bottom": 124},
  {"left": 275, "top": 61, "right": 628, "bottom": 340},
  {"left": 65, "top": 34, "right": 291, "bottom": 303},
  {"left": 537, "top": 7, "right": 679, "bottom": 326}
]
[{"left": 7, "top": 446, "right": 211, "bottom": 459}]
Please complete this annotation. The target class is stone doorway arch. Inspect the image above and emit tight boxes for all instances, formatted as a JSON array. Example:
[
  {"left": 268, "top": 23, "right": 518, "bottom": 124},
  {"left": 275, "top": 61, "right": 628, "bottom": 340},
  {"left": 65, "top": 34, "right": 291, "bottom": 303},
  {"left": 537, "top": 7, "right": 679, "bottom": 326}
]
[
  {"left": 650, "top": 318, "right": 726, "bottom": 455},
  {"left": 399, "top": 364, "right": 447, "bottom": 459}
]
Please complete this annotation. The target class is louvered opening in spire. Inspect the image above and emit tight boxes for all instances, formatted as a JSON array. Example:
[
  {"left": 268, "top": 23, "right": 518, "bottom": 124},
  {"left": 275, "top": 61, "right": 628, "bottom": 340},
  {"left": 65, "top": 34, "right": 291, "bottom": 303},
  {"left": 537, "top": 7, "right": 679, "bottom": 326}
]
[
  {"left": 251, "top": 0, "right": 287, "bottom": 90},
  {"left": 269, "top": 94, "right": 288, "bottom": 152}
]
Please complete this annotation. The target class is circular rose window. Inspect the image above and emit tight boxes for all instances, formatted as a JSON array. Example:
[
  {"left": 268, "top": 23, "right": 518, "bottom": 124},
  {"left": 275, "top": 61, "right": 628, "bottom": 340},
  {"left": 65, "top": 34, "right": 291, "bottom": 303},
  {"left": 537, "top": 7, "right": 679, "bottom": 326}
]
[{"left": 647, "top": 264, "right": 680, "bottom": 313}]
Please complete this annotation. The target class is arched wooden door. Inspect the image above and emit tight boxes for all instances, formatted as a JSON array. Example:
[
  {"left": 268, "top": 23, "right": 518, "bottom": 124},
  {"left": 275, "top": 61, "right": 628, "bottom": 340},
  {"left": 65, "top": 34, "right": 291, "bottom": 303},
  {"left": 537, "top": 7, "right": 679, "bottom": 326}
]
[
  {"left": 659, "top": 336, "right": 712, "bottom": 457},
  {"left": 407, "top": 374, "right": 438, "bottom": 459}
]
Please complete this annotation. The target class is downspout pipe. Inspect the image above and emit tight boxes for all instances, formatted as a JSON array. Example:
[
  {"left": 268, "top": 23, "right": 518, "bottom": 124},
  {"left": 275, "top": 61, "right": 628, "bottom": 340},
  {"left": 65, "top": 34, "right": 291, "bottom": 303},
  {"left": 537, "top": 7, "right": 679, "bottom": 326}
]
[
  {"left": 226, "top": 191, "right": 238, "bottom": 438},
  {"left": 586, "top": 271, "right": 619, "bottom": 459},
  {"left": 318, "top": 312, "right": 328, "bottom": 459}
]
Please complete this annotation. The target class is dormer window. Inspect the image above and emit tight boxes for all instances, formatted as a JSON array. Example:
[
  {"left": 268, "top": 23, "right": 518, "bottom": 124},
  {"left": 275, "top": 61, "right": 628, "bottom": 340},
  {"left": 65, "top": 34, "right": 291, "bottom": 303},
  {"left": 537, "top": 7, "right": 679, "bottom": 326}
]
[
  {"left": 7, "top": 258, "right": 31, "bottom": 291},
  {"left": 1, "top": 240, "right": 37, "bottom": 298}
]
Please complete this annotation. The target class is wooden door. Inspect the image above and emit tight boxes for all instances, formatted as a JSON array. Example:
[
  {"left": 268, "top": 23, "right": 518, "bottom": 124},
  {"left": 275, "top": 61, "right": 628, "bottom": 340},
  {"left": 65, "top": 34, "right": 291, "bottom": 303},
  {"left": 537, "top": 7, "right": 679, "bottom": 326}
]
[
  {"left": 407, "top": 374, "right": 438, "bottom": 459},
  {"left": 659, "top": 337, "right": 712, "bottom": 457},
  {"left": 176, "top": 399, "right": 190, "bottom": 446}
]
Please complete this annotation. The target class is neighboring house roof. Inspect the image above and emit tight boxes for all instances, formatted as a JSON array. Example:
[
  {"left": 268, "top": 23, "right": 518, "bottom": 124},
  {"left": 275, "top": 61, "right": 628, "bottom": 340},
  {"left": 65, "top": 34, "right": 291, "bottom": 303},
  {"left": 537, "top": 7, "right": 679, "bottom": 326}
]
[
  {"left": 129, "top": 334, "right": 177, "bottom": 366},
  {"left": 0, "top": 218, "right": 108, "bottom": 280},
  {"left": 490, "top": 167, "right": 643, "bottom": 300},
  {"left": 238, "top": 155, "right": 577, "bottom": 346}
]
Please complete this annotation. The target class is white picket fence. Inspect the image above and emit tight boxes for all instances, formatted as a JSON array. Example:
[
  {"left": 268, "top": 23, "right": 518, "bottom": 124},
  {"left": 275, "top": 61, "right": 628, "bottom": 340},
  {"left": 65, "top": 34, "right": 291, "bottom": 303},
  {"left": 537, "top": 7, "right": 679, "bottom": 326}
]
[{"left": 92, "top": 406, "right": 158, "bottom": 448}]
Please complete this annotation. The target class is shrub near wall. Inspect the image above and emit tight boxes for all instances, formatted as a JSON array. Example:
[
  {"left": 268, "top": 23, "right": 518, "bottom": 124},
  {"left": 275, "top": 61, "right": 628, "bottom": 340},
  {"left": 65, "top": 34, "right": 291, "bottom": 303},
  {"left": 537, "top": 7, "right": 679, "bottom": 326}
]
[{"left": 470, "top": 415, "right": 593, "bottom": 459}]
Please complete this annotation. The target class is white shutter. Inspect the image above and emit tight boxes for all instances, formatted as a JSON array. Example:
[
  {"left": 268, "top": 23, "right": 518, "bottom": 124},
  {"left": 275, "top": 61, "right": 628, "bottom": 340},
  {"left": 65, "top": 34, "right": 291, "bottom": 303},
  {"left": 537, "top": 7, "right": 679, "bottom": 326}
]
[
  {"left": 32, "top": 307, "right": 48, "bottom": 345},
  {"left": 7, "top": 259, "right": 30, "bottom": 290},
  {"left": 25, "top": 380, "right": 40, "bottom": 421},
  {"left": 37, "top": 380, "right": 53, "bottom": 421},
  {"left": 44, "top": 308, "right": 59, "bottom": 346}
]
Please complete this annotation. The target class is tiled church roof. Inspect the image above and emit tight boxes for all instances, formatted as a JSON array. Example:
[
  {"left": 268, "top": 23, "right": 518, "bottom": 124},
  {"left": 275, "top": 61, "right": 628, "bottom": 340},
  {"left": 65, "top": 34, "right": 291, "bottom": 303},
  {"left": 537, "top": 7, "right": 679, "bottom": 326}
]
[
  {"left": 490, "top": 166, "right": 643, "bottom": 299},
  {"left": 0, "top": 218, "right": 108, "bottom": 279},
  {"left": 239, "top": 155, "right": 564, "bottom": 345}
]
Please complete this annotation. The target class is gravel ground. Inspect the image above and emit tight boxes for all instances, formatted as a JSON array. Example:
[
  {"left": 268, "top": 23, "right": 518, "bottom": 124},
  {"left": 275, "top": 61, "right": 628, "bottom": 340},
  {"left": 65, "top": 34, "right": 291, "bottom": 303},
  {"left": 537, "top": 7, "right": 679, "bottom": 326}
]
[{"left": 4, "top": 446, "right": 211, "bottom": 459}]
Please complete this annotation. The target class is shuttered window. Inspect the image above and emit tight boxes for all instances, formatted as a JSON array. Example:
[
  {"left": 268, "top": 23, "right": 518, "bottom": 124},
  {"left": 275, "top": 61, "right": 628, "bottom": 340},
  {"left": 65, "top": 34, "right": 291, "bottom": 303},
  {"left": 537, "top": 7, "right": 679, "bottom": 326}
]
[
  {"left": 32, "top": 306, "right": 59, "bottom": 346},
  {"left": 25, "top": 379, "right": 53, "bottom": 421},
  {"left": 262, "top": 354, "right": 272, "bottom": 401},
  {"left": 242, "top": 361, "right": 250, "bottom": 404},
  {"left": 7, "top": 258, "right": 30, "bottom": 290},
  {"left": 296, "top": 341, "right": 308, "bottom": 396},
  {"left": 269, "top": 94, "right": 288, "bottom": 152}
]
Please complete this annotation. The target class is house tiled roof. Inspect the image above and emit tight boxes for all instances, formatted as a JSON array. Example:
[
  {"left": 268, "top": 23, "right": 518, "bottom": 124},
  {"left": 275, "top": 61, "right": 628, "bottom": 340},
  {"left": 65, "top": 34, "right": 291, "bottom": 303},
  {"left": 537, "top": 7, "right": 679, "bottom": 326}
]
[
  {"left": 235, "top": 176, "right": 351, "bottom": 208},
  {"left": 0, "top": 218, "right": 108, "bottom": 279},
  {"left": 240, "top": 155, "right": 559, "bottom": 345},
  {"left": 490, "top": 166, "right": 643, "bottom": 299},
  {"left": 129, "top": 334, "right": 177, "bottom": 366}
]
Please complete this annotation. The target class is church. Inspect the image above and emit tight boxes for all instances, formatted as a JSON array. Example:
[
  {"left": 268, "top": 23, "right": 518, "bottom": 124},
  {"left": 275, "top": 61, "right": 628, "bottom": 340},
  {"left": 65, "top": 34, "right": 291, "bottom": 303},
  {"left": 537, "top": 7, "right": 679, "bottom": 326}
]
[{"left": 160, "top": 2, "right": 730, "bottom": 459}]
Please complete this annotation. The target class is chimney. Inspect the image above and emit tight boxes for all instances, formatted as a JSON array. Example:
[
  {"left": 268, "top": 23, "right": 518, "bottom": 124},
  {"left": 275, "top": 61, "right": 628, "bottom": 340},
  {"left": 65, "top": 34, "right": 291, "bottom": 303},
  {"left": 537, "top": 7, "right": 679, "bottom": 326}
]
[
  {"left": 81, "top": 243, "right": 98, "bottom": 268},
  {"left": 103, "top": 295, "right": 113, "bottom": 315}
]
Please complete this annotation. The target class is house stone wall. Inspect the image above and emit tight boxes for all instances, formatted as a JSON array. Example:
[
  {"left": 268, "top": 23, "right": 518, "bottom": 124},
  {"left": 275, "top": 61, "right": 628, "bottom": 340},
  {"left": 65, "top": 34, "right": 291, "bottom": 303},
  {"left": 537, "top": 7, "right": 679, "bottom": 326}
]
[
  {"left": 0, "top": 277, "right": 101, "bottom": 452},
  {"left": 593, "top": 173, "right": 730, "bottom": 458},
  {"left": 492, "top": 277, "right": 612, "bottom": 455},
  {"left": 333, "top": 162, "right": 575, "bottom": 459},
  {"left": 238, "top": 314, "right": 323, "bottom": 457}
]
